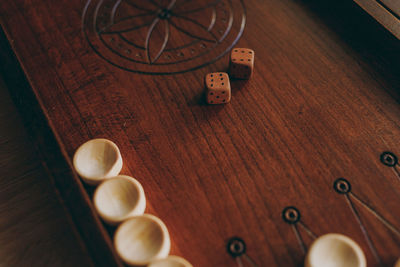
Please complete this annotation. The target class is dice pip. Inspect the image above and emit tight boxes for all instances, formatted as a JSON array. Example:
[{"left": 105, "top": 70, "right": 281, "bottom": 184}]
[
  {"left": 229, "top": 48, "right": 255, "bottom": 79},
  {"left": 205, "top": 72, "right": 231, "bottom": 104}
]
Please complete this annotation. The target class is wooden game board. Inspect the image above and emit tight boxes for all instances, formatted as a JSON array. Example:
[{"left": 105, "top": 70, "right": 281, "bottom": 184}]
[
  {"left": 354, "top": 0, "right": 400, "bottom": 39},
  {"left": 0, "top": 0, "right": 399, "bottom": 266}
]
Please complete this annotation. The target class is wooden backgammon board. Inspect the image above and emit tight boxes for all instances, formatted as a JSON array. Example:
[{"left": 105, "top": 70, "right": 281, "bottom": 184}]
[{"left": 0, "top": 0, "right": 399, "bottom": 266}]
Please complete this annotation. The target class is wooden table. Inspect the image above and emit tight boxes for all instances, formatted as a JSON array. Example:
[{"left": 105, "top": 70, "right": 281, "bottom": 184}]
[{"left": 1, "top": 0, "right": 399, "bottom": 266}]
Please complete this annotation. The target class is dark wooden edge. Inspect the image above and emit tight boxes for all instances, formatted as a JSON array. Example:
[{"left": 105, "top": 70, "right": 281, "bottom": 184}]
[
  {"left": 0, "top": 26, "right": 123, "bottom": 267},
  {"left": 353, "top": 0, "right": 400, "bottom": 39},
  {"left": 375, "top": 0, "right": 400, "bottom": 20}
]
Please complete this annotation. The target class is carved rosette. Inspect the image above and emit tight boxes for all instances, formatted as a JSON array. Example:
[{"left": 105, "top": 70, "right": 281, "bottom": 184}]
[{"left": 83, "top": 0, "right": 246, "bottom": 74}]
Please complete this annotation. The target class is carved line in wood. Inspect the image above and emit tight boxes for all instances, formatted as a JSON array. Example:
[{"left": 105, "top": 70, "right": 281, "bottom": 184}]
[
  {"left": 334, "top": 177, "right": 400, "bottom": 266},
  {"left": 235, "top": 254, "right": 258, "bottom": 267},
  {"left": 282, "top": 207, "right": 317, "bottom": 254},
  {"left": 223, "top": 151, "right": 400, "bottom": 265},
  {"left": 82, "top": 0, "right": 246, "bottom": 74},
  {"left": 281, "top": 174, "right": 400, "bottom": 263},
  {"left": 226, "top": 237, "right": 258, "bottom": 266}
]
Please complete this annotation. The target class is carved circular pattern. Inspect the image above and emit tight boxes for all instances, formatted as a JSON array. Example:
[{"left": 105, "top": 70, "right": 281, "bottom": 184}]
[
  {"left": 333, "top": 178, "right": 351, "bottom": 194},
  {"left": 282, "top": 206, "right": 301, "bottom": 224},
  {"left": 83, "top": 0, "right": 246, "bottom": 74},
  {"left": 227, "top": 237, "right": 246, "bottom": 257},
  {"left": 380, "top": 151, "right": 398, "bottom": 167}
]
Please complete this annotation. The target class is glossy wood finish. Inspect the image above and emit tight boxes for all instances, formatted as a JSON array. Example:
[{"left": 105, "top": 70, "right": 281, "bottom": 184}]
[{"left": 0, "top": 0, "right": 399, "bottom": 266}]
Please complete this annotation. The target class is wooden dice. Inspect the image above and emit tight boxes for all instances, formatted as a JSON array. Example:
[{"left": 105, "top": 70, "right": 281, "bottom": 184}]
[
  {"left": 229, "top": 48, "right": 255, "bottom": 79},
  {"left": 205, "top": 72, "right": 231, "bottom": 104},
  {"left": 204, "top": 48, "right": 254, "bottom": 105}
]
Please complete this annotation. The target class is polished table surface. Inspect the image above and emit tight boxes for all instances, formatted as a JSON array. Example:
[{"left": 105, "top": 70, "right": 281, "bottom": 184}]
[{"left": 0, "top": 0, "right": 399, "bottom": 266}]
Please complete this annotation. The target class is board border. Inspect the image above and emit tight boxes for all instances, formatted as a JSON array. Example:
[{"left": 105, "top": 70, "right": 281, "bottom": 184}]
[{"left": 0, "top": 25, "right": 122, "bottom": 267}]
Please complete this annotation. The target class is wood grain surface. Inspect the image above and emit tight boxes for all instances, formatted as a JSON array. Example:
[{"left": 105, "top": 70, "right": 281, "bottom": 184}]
[
  {"left": 1, "top": 0, "right": 400, "bottom": 266},
  {"left": 0, "top": 76, "right": 91, "bottom": 266}
]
